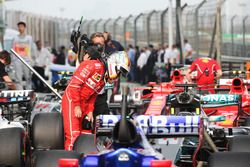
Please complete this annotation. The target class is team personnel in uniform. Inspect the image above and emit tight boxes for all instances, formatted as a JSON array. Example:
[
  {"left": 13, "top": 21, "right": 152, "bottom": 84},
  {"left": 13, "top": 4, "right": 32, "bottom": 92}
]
[
  {"left": 0, "top": 50, "right": 16, "bottom": 90},
  {"left": 185, "top": 57, "right": 222, "bottom": 93},
  {"left": 61, "top": 46, "right": 106, "bottom": 150},
  {"left": 62, "top": 32, "right": 109, "bottom": 150},
  {"left": 12, "top": 21, "right": 36, "bottom": 90}
]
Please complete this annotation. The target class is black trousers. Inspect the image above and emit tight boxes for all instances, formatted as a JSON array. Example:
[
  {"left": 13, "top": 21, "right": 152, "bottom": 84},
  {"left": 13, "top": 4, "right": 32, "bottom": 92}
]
[
  {"left": 93, "top": 92, "right": 109, "bottom": 118},
  {"left": 32, "top": 66, "right": 45, "bottom": 92}
]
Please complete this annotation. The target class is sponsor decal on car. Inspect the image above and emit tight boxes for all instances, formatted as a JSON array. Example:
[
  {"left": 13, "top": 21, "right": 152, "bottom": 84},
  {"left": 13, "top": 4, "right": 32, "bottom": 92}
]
[
  {"left": 202, "top": 94, "right": 239, "bottom": 104},
  {"left": 1, "top": 90, "right": 32, "bottom": 98}
]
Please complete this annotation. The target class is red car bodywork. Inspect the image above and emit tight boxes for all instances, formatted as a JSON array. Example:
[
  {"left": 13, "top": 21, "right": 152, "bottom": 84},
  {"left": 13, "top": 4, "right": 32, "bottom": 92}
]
[
  {"left": 203, "top": 77, "right": 250, "bottom": 127},
  {"left": 136, "top": 70, "right": 185, "bottom": 116}
]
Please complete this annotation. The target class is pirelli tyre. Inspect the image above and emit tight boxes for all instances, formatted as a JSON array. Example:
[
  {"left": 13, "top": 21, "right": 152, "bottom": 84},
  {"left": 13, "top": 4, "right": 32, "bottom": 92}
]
[
  {"left": 32, "top": 150, "right": 80, "bottom": 167},
  {"left": 32, "top": 112, "right": 64, "bottom": 149},
  {"left": 208, "top": 152, "right": 250, "bottom": 167},
  {"left": 0, "top": 127, "right": 26, "bottom": 167},
  {"left": 73, "top": 134, "right": 98, "bottom": 154}
]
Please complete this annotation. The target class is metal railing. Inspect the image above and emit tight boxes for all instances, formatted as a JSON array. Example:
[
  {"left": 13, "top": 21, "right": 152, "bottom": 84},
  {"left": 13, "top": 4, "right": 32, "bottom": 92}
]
[{"left": 4, "top": 0, "right": 250, "bottom": 64}]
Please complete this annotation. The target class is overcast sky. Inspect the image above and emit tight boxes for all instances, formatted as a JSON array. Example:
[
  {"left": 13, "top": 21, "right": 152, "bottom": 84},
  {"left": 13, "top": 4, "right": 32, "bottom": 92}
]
[{"left": 5, "top": 0, "right": 199, "bottom": 20}]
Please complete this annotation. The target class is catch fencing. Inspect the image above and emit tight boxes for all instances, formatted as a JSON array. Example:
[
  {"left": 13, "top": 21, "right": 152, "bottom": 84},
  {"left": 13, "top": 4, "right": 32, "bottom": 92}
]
[{"left": 5, "top": 0, "right": 250, "bottom": 65}]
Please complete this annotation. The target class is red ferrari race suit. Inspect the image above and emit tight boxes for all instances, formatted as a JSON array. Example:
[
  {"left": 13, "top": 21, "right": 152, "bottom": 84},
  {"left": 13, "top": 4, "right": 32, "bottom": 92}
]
[
  {"left": 189, "top": 57, "right": 221, "bottom": 93},
  {"left": 61, "top": 59, "right": 105, "bottom": 150}
]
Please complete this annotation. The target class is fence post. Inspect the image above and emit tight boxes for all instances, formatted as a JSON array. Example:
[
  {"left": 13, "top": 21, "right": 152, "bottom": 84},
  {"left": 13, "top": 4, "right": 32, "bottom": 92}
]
[
  {"left": 134, "top": 13, "right": 143, "bottom": 47},
  {"left": 94, "top": 19, "right": 102, "bottom": 32},
  {"left": 176, "top": 0, "right": 185, "bottom": 64},
  {"left": 124, "top": 15, "right": 132, "bottom": 47},
  {"left": 168, "top": 0, "right": 174, "bottom": 49},
  {"left": 209, "top": 17, "right": 216, "bottom": 58},
  {"left": 243, "top": 16, "right": 248, "bottom": 57},
  {"left": 113, "top": 16, "right": 121, "bottom": 40},
  {"left": 147, "top": 10, "right": 156, "bottom": 46},
  {"left": 195, "top": 0, "right": 206, "bottom": 57},
  {"left": 87, "top": 19, "right": 94, "bottom": 36},
  {"left": 104, "top": 18, "right": 111, "bottom": 32},
  {"left": 160, "top": 8, "right": 168, "bottom": 46},
  {"left": 231, "top": 15, "right": 236, "bottom": 56},
  {"left": 80, "top": 20, "right": 87, "bottom": 34}
]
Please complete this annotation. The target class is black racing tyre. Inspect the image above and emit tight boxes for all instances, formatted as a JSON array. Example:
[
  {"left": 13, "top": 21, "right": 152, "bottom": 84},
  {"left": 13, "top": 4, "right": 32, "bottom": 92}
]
[
  {"left": 229, "top": 135, "right": 250, "bottom": 152},
  {"left": 208, "top": 152, "right": 250, "bottom": 167},
  {"left": 73, "top": 134, "right": 98, "bottom": 155},
  {"left": 32, "top": 112, "right": 64, "bottom": 149},
  {"left": 0, "top": 127, "right": 25, "bottom": 167},
  {"left": 32, "top": 150, "right": 80, "bottom": 167}
]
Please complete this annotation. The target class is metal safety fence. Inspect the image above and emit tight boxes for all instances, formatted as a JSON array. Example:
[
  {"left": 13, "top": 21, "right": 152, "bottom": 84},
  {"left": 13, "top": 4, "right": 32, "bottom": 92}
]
[{"left": 4, "top": 0, "right": 250, "bottom": 63}]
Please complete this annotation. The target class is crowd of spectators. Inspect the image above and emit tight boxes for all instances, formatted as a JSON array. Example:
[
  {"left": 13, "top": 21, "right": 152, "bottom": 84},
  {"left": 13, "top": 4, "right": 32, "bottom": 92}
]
[
  {"left": 6, "top": 21, "right": 195, "bottom": 91},
  {"left": 126, "top": 42, "right": 190, "bottom": 84}
]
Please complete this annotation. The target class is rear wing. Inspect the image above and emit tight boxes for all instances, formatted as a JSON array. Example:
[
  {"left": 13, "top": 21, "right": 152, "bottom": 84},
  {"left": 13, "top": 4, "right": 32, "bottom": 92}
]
[{"left": 96, "top": 115, "right": 200, "bottom": 137}]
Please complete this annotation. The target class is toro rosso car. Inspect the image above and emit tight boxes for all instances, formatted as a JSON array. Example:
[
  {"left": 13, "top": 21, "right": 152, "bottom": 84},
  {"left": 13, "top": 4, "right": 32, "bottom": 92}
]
[{"left": 56, "top": 86, "right": 201, "bottom": 167}]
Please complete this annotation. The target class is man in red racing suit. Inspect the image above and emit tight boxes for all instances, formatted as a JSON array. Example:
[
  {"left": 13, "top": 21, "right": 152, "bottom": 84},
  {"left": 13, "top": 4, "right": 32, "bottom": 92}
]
[
  {"left": 186, "top": 57, "right": 222, "bottom": 94},
  {"left": 61, "top": 47, "right": 105, "bottom": 150}
]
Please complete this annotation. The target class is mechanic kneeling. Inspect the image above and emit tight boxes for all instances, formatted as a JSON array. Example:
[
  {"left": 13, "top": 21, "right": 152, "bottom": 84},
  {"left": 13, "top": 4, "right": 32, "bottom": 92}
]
[
  {"left": 61, "top": 46, "right": 106, "bottom": 150},
  {"left": 0, "top": 50, "right": 16, "bottom": 90}
]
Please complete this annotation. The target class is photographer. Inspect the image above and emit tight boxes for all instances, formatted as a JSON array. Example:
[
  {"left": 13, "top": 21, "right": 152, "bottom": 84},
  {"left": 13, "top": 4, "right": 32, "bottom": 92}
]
[
  {"left": 62, "top": 32, "right": 108, "bottom": 150},
  {"left": 0, "top": 50, "right": 16, "bottom": 90}
]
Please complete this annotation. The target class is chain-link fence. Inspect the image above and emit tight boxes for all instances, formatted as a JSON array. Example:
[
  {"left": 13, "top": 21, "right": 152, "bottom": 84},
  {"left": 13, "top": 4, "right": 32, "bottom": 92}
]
[{"left": 4, "top": 0, "right": 250, "bottom": 63}]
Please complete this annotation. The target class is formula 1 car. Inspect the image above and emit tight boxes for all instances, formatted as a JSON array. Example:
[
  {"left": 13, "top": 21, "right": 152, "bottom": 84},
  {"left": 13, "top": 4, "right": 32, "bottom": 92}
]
[
  {"left": 109, "top": 69, "right": 187, "bottom": 116},
  {"left": 57, "top": 86, "right": 175, "bottom": 167},
  {"left": 201, "top": 71, "right": 250, "bottom": 127},
  {"left": 81, "top": 86, "right": 250, "bottom": 167},
  {"left": 0, "top": 89, "right": 36, "bottom": 167}
]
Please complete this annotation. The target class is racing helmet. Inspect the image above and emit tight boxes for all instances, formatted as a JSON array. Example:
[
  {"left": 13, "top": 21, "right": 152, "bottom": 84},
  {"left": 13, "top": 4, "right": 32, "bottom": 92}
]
[{"left": 106, "top": 51, "right": 130, "bottom": 79}]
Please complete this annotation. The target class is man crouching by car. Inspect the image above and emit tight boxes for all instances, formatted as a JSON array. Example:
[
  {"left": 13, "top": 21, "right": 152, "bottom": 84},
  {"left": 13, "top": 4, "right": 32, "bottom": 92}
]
[{"left": 61, "top": 45, "right": 106, "bottom": 150}]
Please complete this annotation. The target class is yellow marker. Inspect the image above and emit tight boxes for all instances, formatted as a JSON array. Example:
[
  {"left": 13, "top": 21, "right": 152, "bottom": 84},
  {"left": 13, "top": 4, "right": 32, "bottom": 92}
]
[
  {"left": 171, "top": 108, "right": 175, "bottom": 115},
  {"left": 196, "top": 108, "right": 200, "bottom": 115}
]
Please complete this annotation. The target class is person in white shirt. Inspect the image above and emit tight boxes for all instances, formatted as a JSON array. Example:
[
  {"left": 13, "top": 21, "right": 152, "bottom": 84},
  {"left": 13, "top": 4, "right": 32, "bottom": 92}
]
[
  {"left": 32, "top": 40, "right": 53, "bottom": 92},
  {"left": 137, "top": 48, "right": 149, "bottom": 84},
  {"left": 164, "top": 45, "right": 172, "bottom": 64},
  {"left": 12, "top": 21, "right": 37, "bottom": 90},
  {"left": 145, "top": 46, "right": 151, "bottom": 58},
  {"left": 170, "top": 44, "right": 180, "bottom": 64},
  {"left": 184, "top": 39, "right": 193, "bottom": 65}
]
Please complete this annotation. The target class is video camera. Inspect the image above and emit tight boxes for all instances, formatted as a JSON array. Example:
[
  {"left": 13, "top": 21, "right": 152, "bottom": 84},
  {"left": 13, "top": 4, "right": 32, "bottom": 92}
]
[
  {"left": 70, "top": 17, "right": 104, "bottom": 63},
  {"left": 70, "top": 17, "right": 92, "bottom": 62}
]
